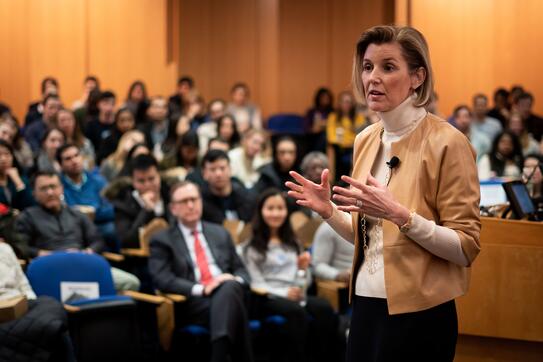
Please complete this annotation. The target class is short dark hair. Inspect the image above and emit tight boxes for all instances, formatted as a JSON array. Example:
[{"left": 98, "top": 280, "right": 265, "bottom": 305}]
[
  {"left": 130, "top": 154, "right": 158, "bottom": 175},
  {"left": 42, "top": 94, "right": 60, "bottom": 106},
  {"left": 31, "top": 170, "right": 60, "bottom": 189},
  {"left": 56, "top": 143, "right": 79, "bottom": 164},
  {"left": 85, "top": 75, "right": 99, "bottom": 85},
  {"left": 453, "top": 104, "right": 471, "bottom": 118},
  {"left": 41, "top": 77, "right": 58, "bottom": 95},
  {"left": 493, "top": 88, "right": 509, "bottom": 101},
  {"left": 98, "top": 90, "right": 116, "bottom": 102},
  {"left": 201, "top": 149, "right": 230, "bottom": 168},
  {"left": 230, "top": 82, "right": 249, "bottom": 94},
  {"left": 177, "top": 76, "right": 194, "bottom": 87},
  {"left": 208, "top": 137, "right": 229, "bottom": 148},
  {"left": 472, "top": 93, "right": 488, "bottom": 104},
  {"left": 517, "top": 92, "right": 533, "bottom": 104}
]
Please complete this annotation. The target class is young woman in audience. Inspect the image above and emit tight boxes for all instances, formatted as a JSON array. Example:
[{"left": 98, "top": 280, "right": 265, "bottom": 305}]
[
  {"left": 0, "top": 140, "right": 33, "bottom": 210},
  {"left": 226, "top": 83, "right": 262, "bottom": 132},
  {"left": 72, "top": 75, "right": 100, "bottom": 110},
  {"left": 175, "top": 92, "right": 207, "bottom": 134},
  {"left": 254, "top": 136, "right": 299, "bottom": 195},
  {"left": 160, "top": 130, "right": 199, "bottom": 172},
  {"left": 0, "top": 116, "right": 34, "bottom": 171},
  {"left": 242, "top": 189, "right": 338, "bottom": 362},
  {"left": 508, "top": 112, "right": 540, "bottom": 156},
  {"left": 96, "top": 108, "right": 136, "bottom": 165},
  {"left": 117, "top": 143, "right": 151, "bottom": 178},
  {"left": 100, "top": 130, "right": 145, "bottom": 181},
  {"left": 123, "top": 80, "right": 148, "bottom": 124},
  {"left": 55, "top": 108, "right": 95, "bottom": 169},
  {"left": 228, "top": 129, "right": 269, "bottom": 188},
  {"left": 34, "top": 128, "right": 65, "bottom": 173},
  {"left": 523, "top": 154, "right": 542, "bottom": 198},
  {"left": 478, "top": 130, "right": 524, "bottom": 179},
  {"left": 326, "top": 91, "right": 367, "bottom": 179},
  {"left": 217, "top": 114, "right": 241, "bottom": 150},
  {"left": 305, "top": 87, "right": 334, "bottom": 152}
]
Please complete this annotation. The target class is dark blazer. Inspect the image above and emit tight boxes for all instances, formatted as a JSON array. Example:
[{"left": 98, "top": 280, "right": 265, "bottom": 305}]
[
  {"left": 112, "top": 183, "right": 171, "bottom": 248},
  {"left": 149, "top": 221, "right": 250, "bottom": 296}
]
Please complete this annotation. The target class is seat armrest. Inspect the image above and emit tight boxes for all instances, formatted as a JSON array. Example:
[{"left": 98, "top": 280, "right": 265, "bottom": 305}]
[
  {"left": 120, "top": 248, "right": 150, "bottom": 258},
  {"left": 160, "top": 293, "right": 187, "bottom": 303},
  {"left": 121, "top": 290, "right": 166, "bottom": 305},
  {"left": 64, "top": 304, "right": 81, "bottom": 313},
  {"left": 102, "top": 251, "right": 125, "bottom": 262},
  {"left": 250, "top": 287, "right": 268, "bottom": 296}
]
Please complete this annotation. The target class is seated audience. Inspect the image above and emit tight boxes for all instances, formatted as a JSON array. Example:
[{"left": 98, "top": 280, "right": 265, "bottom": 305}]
[
  {"left": 186, "top": 138, "right": 230, "bottom": 187},
  {"left": 300, "top": 151, "right": 328, "bottom": 185},
  {"left": 139, "top": 96, "right": 176, "bottom": 162},
  {"left": 24, "top": 77, "right": 59, "bottom": 128},
  {"left": 58, "top": 144, "right": 118, "bottom": 251},
  {"left": 217, "top": 114, "right": 241, "bottom": 150},
  {"left": 96, "top": 107, "right": 136, "bottom": 165},
  {"left": 312, "top": 222, "right": 354, "bottom": 283},
  {"left": 305, "top": 87, "right": 334, "bottom": 153},
  {"left": 487, "top": 88, "right": 510, "bottom": 128},
  {"left": 326, "top": 91, "right": 367, "bottom": 178},
  {"left": 0, "top": 241, "right": 76, "bottom": 362},
  {"left": 24, "top": 94, "right": 62, "bottom": 153},
  {"left": 117, "top": 143, "right": 151, "bottom": 178},
  {"left": 71, "top": 75, "right": 100, "bottom": 110},
  {"left": 452, "top": 105, "right": 491, "bottom": 162},
  {"left": 0, "top": 140, "right": 33, "bottom": 210},
  {"left": 0, "top": 116, "right": 34, "bottom": 171},
  {"left": 228, "top": 129, "right": 269, "bottom": 188},
  {"left": 175, "top": 92, "right": 207, "bottom": 134},
  {"left": 200, "top": 150, "right": 255, "bottom": 224},
  {"left": 14, "top": 171, "right": 139, "bottom": 291},
  {"left": 515, "top": 92, "right": 543, "bottom": 142},
  {"left": 84, "top": 90, "right": 116, "bottom": 151},
  {"left": 254, "top": 136, "right": 299, "bottom": 196},
  {"left": 168, "top": 76, "right": 194, "bottom": 123},
  {"left": 112, "top": 154, "right": 171, "bottom": 249},
  {"left": 122, "top": 80, "right": 149, "bottom": 124},
  {"left": 478, "top": 130, "right": 524, "bottom": 179},
  {"left": 149, "top": 181, "right": 253, "bottom": 362},
  {"left": 160, "top": 130, "right": 199, "bottom": 173},
  {"left": 241, "top": 189, "right": 338, "bottom": 362},
  {"left": 472, "top": 93, "right": 503, "bottom": 143},
  {"left": 55, "top": 108, "right": 95, "bottom": 169},
  {"left": 197, "top": 99, "right": 227, "bottom": 156},
  {"left": 508, "top": 111, "right": 540, "bottom": 156},
  {"left": 100, "top": 130, "right": 145, "bottom": 182},
  {"left": 34, "top": 128, "right": 65, "bottom": 173},
  {"left": 523, "top": 154, "right": 542, "bottom": 199},
  {"left": 226, "top": 83, "right": 262, "bottom": 132}
]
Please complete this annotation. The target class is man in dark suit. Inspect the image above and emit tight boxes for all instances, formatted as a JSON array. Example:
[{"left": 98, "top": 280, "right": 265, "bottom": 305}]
[{"left": 149, "top": 181, "right": 253, "bottom": 362}]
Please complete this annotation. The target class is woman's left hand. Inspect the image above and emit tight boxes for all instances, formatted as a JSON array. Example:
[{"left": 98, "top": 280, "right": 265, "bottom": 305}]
[
  {"left": 332, "top": 174, "right": 409, "bottom": 227},
  {"left": 6, "top": 167, "right": 25, "bottom": 190}
]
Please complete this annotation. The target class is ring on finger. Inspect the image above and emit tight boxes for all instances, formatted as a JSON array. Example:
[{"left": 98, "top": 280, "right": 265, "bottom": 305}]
[{"left": 356, "top": 199, "right": 363, "bottom": 208}]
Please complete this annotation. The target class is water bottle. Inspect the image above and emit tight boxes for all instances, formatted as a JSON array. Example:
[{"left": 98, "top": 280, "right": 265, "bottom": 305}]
[{"left": 295, "top": 269, "right": 308, "bottom": 307}]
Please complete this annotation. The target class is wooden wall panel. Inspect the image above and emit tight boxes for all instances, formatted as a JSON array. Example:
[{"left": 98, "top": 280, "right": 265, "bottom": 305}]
[
  {"left": 411, "top": 0, "right": 543, "bottom": 116},
  {"left": 87, "top": 0, "right": 177, "bottom": 102}
]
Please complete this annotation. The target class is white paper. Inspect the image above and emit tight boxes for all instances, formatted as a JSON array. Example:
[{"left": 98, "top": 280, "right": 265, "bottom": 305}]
[{"left": 60, "top": 282, "right": 99, "bottom": 303}]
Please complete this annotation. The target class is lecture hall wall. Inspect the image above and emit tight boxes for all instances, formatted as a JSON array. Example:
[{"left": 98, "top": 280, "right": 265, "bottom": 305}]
[{"left": 0, "top": 0, "right": 542, "bottom": 123}]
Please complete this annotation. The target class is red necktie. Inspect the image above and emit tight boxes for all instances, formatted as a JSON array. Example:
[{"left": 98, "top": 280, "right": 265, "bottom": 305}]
[{"left": 193, "top": 230, "right": 213, "bottom": 285}]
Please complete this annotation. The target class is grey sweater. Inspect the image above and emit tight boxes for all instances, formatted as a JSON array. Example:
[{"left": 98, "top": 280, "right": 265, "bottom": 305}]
[
  {"left": 312, "top": 222, "right": 354, "bottom": 280},
  {"left": 243, "top": 242, "right": 311, "bottom": 298}
]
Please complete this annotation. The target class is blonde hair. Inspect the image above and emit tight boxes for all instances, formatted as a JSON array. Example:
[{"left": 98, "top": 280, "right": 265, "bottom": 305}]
[
  {"left": 108, "top": 130, "right": 145, "bottom": 170},
  {"left": 352, "top": 25, "right": 434, "bottom": 108}
]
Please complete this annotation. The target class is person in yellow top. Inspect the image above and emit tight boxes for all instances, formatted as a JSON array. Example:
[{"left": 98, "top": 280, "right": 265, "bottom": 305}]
[{"left": 326, "top": 91, "right": 367, "bottom": 180}]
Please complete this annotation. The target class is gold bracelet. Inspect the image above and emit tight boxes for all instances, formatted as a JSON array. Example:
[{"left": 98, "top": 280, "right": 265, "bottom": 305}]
[{"left": 399, "top": 211, "right": 416, "bottom": 233}]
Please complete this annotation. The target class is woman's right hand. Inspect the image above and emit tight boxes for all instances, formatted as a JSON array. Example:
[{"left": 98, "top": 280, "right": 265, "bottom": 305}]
[
  {"left": 286, "top": 287, "right": 303, "bottom": 302},
  {"left": 285, "top": 169, "right": 333, "bottom": 219}
]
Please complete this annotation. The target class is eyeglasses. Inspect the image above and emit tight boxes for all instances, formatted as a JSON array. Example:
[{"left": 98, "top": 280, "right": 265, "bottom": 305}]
[{"left": 171, "top": 196, "right": 201, "bottom": 205}]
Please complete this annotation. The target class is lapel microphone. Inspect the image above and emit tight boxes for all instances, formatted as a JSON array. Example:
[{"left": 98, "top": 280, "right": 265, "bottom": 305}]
[{"left": 386, "top": 156, "right": 400, "bottom": 169}]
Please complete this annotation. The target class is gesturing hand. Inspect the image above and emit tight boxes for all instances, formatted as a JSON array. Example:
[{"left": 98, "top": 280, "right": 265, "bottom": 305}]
[
  {"left": 285, "top": 169, "right": 333, "bottom": 219},
  {"left": 332, "top": 174, "right": 409, "bottom": 227}
]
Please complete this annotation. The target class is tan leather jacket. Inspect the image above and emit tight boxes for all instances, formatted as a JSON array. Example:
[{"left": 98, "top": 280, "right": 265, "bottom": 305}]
[{"left": 350, "top": 113, "right": 481, "bottom": 314}]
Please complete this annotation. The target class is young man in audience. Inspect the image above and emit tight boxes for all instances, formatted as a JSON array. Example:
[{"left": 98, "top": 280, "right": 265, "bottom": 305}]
[
  {"left": 14, "top": 170, "right": 140, "bottom": 291},
  {"left": 471, "top": 93, "right": 503, "bottom": 143},
  {"left": 139, "top": 96, "right": 172, "bottom": 162},
  {"left": 149, "top": 181, "right": 253, "bottom": 362},
  {"left": 185, "top": 137, "right": 230, "bottom": 187},
  {"left": 516, "top": 92, "right": 543, "bottom": 142},
  {"left": 168, "top": 76, "right": 195, "bottom": 122},
  {"left": 452, "top": 105, "right": 491, "bottom": 162},
  {"left": 24, "top": 94, "right": 62, "bottom": 153},
  {"left": 57, "top": 143, "right": 118, "bottom": 251},
  {"left": 200, "top": 149, "right": 255, "bottom": 224},
  {"left": 112, "top": 154, "right": 171, "bottom": 249},
  {"left": 84, "top": 90, "right": 116, "bottom": 151},
  {"left": 24, "top": 77, "right": 59, "bottom": 128}
]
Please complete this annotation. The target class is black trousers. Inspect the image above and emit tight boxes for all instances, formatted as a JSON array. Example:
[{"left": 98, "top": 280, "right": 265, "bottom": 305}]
[
  {"left": 260, "top": 295, "right": 339, "bottom": 362},
  {"left": 175, "top": 280, "right": 253, "bottom": 362},
  {"left": 346, "top": 296, "right": 458, "bottom": 362}
]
